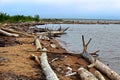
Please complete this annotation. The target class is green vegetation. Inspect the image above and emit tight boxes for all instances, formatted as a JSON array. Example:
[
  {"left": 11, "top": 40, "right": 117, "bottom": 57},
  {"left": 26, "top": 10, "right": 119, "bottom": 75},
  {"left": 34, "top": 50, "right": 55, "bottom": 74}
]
[{"left": 0, "top": 13, "right": 40, "bottom": 23}]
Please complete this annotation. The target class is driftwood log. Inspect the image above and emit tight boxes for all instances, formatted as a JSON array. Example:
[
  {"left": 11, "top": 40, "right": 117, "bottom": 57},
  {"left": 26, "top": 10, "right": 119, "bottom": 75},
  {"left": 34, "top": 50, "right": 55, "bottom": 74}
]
[
  {"left": 0, "top": 29, "right": 19, "bottom": 37},
  {"left": 80, "top": 35, "right": 120, "bottom": 80},
  {"left": 78, "top": 67, "right": 98, "bottom": 80},
  {"left": 95, "top": 71, "right": 105, "bottom": 80},
  {"left": 35, "top": 38, "right": 42, "bottom": 51},
  {"left": 1, "top": 28, "right": 34, "bottom": 37},
  {"left": 40, "top": 48, "right": 59, "bottom": 80}
]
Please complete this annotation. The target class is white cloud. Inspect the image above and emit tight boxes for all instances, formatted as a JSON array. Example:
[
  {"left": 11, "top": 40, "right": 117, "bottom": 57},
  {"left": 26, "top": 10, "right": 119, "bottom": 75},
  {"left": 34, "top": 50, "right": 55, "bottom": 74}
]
[
  {"left": 71, "top": 0, "right": 120, "bottom": 12},
  {"left": 1, "top": 0, "right": 120, "bottom": 13}
]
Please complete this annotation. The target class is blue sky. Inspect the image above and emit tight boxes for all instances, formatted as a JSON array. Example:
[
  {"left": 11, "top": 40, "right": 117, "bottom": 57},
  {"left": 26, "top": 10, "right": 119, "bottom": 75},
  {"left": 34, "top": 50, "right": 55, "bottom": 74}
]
[{"left": 0, "top": 0, "right": 120, "bottom": 19}]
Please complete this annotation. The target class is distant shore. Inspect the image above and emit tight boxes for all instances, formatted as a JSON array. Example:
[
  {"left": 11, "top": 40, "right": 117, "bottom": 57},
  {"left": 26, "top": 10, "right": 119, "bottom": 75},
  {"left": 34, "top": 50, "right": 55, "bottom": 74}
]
[
  {"left": 40, "top": 18, "right": 120, "bottom": 24},
  {"left": 1, "top": 19, "right": 120, "bottom": 28}
]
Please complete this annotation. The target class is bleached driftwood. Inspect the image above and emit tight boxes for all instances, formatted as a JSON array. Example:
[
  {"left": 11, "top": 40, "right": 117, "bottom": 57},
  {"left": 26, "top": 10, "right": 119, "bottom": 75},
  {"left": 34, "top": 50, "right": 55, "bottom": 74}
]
[
  {"left": 95, "top": 71, "right": 105, "bottom": 80},
  {"left": 50, "top": 44, "right": 57, "bottom": 48},
  {"left": 0, "top": 29, "right": 19, "bottom": 37},
  {"left": 38, "top": 34, "right": 50, "bottom": 40},
  {"left": 65, "top": 67, "right": 77, "bottom": 76},
  {"left": 80, "top": 35, "right": 120, "bottom": 80},
  {"left": 1, "top": 28, "right": 34, "bottom": 37},
  {"left": 35, "top": 38, "right": 42, "bottom": 51},
  {"left": 40, "top": 48, "right": 59, "bottom": 80},
  {"left": 78, "top": 67, "right": 98, "bottom": 80}
]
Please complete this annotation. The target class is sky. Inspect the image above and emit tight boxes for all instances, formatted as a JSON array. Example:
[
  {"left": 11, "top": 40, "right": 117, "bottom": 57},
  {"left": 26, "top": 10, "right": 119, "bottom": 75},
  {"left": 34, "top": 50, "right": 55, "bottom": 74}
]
[{"left": 0, "top": 0, "right": 120, "bottom": 19}]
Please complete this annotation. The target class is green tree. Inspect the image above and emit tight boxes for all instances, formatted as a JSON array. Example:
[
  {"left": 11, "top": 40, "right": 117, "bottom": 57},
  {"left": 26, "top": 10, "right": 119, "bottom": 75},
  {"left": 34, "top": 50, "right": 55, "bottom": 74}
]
[
  {"left": 0, "top": 12, "right": 41, "bottom": 23},
  {"left": 0, "top": 13, "right": 10, "bottom": 22},
  {"left": 34, "top": 15, "right": 40, "bottom": 22}
]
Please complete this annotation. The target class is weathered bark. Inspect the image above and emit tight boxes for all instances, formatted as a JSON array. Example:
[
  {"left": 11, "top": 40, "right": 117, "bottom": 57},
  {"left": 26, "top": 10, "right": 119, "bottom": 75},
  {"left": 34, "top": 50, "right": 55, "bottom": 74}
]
[
  {"left": 81, "top": 35, "right": 120, "bottom": 80},
  {"left": 35, "top": 38, "right": 42, "bottom": 51},
  {"left": 78, "top": 67, "right": 98, "bottom": 80},
  {"left": 40, "top": 48, "right": 59, "bottom": 80},
  {"left": 0, "top": 29, "right": 19, "bottom": 37},
  {"left": 1, "top": 28, "right": 33, "bottom": 37}
]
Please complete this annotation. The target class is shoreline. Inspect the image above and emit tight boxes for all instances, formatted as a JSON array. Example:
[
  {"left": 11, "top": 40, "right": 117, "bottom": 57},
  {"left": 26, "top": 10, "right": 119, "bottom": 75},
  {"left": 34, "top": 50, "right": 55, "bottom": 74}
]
[
  {"left": 0, "top": 37, "right": 108, "bottom": 80},
  {"left": 0, "top": 23, "right": 119, "bottom": 80}
]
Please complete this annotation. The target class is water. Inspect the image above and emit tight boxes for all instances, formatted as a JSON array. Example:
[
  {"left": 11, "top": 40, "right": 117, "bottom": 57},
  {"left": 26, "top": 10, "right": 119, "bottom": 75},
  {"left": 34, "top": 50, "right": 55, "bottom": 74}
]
[{"left": 37, "top": 24, "right": 120, "bottom": 74}]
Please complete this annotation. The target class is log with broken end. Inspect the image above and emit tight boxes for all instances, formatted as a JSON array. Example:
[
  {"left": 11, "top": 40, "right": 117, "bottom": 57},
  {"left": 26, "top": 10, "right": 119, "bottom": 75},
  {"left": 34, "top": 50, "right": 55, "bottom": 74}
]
[
  {"left": 40, "top": 48, "right": 59, "bottom": 80},
  {"left": 80, "top": 35, "right": 120, "bottom": 80},
  {"left": 87, "top": 60, "right": 105, "bottom": 80},
  {"left": 95, "top": 71, "right": 105, "bottom": 80},
  {"left": 30, "top": 54, "right": 40, "bottom": 65},
  {"left": 78, "top": 67, "right": 98, "bottom": 80},
  {"left": 35, "top": 38, "right": 42, "bottom": 51}
]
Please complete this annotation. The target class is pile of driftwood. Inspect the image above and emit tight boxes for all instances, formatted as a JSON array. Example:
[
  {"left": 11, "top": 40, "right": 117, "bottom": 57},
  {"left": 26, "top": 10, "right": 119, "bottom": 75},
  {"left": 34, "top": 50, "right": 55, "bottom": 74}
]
[
  {"left": 32, "top": 26, "right": 69, "bottom": 37},
  {"left": 0, "top": 27, "right": 35, "bottom": 47},
  {"left": 0, "top": 23, "right": 119, "bottom": 79},
  {"left": 0, "top": 25, "right": 68, "bottom": 47},
  {"left": 80, "top": 36, "right": 120, "bottom": 80},
  {"left": 0, "top": 28, "right": 19, "bottom": 47},
  {"left": 30, "top": 35, "right": 120, "bottom": 80},
  {"left": 30, "top": 36, "right": 59, "bottom": 80}
]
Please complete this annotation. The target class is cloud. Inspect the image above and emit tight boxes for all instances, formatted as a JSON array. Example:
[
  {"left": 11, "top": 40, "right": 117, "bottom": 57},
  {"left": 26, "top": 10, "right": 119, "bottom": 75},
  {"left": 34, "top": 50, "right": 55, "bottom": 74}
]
[
  {"left": 1, "top": 0, "right": 120, "bottom": 9},
  {"left": 0, "top": 0, "right": 120, "bottom": 18}
]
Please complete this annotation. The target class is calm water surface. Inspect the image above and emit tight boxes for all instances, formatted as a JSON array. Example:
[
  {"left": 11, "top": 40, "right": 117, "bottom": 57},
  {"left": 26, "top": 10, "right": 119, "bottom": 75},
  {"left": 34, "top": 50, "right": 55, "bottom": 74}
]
[{"left": 38, "top": 24, "right": 120, "bottom": 73}]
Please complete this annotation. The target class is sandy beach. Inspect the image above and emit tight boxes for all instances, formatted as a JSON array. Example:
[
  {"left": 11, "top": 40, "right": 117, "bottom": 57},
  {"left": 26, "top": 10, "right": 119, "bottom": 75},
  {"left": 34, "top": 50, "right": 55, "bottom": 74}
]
[{"left": 0, "top": 23, "right": 111, "bottom": 80}]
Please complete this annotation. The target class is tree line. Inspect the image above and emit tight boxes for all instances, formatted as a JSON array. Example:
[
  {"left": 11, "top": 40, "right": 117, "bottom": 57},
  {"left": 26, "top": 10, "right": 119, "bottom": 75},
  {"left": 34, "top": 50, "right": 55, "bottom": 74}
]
[{"left": 0, "top": 13, "right": 40, "bottom": 23}]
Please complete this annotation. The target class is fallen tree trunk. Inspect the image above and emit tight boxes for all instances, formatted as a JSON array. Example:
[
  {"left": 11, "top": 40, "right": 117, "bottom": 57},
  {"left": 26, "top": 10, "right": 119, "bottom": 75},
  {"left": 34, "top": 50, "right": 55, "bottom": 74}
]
[
  {"left": 35, "top": 38, "right": 42, "bottom": 51},
  {"left": 78, "top": 67, "right": 98, "bottom": 80},
  {"left": 40, "top": 48, "right": 59, "bottom": 80},
  {"left": 1, "top": 28, "right": 34, "bottom": 37},
  {"left": 81, "top": 35, "right": 120, "bottom": 80},
  {"left": 0, "top": 29, "right": 19, "bottom": 37}
]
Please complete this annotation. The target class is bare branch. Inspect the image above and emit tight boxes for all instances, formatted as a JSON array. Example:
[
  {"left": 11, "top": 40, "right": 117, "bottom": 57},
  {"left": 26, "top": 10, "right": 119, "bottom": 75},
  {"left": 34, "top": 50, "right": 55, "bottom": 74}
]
[
  {"left": 82, "top": 35, "right": 85, "bottom": 47},
  {"left": 86, "top": 38, "right": 92, "bottom": 46},
  {"left": 82, "top": 35, "right": 92, "bottom": 53},
  {"left": 90, "top": 50, "right": 100, "bottom": 56}
]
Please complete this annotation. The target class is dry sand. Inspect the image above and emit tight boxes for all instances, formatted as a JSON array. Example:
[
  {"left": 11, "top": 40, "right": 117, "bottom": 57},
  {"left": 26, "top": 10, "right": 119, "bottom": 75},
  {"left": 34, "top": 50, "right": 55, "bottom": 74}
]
[{"left": 0, "top": 36, "right": 110, "bottom": 80}]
